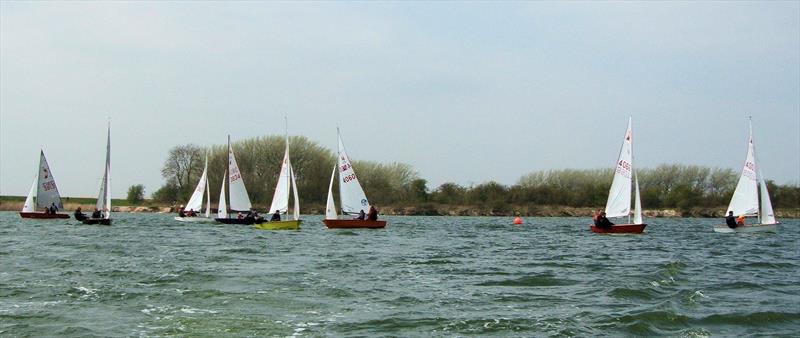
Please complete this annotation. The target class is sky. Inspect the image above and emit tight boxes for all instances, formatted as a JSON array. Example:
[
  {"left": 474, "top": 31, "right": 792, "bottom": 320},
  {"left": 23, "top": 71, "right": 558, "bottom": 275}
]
[{"left": 1, "top": 1, "right": 799, "bottom": 199}]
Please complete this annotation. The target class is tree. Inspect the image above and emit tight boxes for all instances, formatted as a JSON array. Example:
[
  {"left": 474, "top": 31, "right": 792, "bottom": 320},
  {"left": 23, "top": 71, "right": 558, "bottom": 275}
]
[
  {"left": 161, "top": 144, "right": 204, "bottom": 201},
  {"left": 127, "top": 184, "right": 145, "bottom": 204}
]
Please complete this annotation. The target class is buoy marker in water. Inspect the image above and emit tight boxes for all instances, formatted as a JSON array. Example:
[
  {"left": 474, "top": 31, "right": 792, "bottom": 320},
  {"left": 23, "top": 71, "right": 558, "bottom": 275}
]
[{"left": 513, "top": 216, "right": 523, "bottom": 225}]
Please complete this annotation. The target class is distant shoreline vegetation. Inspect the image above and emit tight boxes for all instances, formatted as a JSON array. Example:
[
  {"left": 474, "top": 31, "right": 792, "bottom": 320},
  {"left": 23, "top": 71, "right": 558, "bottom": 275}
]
[{"left": 149, "top": 135, "right": 800, "bottom": 215}]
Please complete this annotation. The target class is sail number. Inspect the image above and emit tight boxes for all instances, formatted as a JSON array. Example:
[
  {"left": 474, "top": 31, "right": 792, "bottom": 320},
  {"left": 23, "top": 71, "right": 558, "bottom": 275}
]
[
  {"left": 342, "top": 173, "right": 357, "bottom": 183},
  {"left": 745, "top": 161, "right": 755, "bottom": 171},
  {"left": 230, "top": 173, "right": 242, "bottom": 182},
  {"left": 42, "top": 181, "right": 56, "bottom": 191},
  {"left": 340, "top": 163, "right": 351, "bottom": 172}
]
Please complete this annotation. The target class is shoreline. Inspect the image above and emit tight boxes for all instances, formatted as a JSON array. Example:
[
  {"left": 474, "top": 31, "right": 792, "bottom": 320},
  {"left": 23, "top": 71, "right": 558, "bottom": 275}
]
[{"left": 2, "top": 199, "right": 798, "bottom": 218}]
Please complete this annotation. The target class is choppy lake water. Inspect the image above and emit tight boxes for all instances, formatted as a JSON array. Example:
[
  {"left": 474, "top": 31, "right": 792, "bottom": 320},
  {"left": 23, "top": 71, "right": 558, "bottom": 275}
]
[{"left": 1, "top": 212, "right": 798, "bottom": 337}]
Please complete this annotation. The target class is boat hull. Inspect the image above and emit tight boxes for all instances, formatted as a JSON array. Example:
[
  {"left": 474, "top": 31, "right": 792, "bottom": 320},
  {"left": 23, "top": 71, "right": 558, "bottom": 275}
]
[
  {"left": 215, "top": 218, "right": 256, "bottom": 225},
  {"left": 254, "top": 220, "right": 301, "bottom": 230},
  {"left": 323, "top": 219, "right": 387, "bottom": 229},
  {"left": 713, "top": 223, "right": 778, "bottom": 233},
  {"left": 590, "top": 223, "right": 646, "bottom": 234},
  {"left": 82, "top": 218, "right": 111, "bottom": 225},
  {"left": 19, "top": 212, "right": 70, "bottom": 219},
  {"left": 174, "top": 216, "right": 217, "bottom": 223}
]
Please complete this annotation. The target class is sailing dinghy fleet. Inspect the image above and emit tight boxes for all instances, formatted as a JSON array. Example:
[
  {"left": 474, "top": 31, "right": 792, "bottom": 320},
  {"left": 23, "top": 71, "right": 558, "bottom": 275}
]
[{"left": 16, "top": 121, "right": 783, "bottom": 234}]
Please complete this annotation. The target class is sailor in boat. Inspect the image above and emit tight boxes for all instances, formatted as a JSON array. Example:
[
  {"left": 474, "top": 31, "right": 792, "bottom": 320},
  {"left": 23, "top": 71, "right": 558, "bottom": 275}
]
[
  {"left": 74, "top": 207, "right": 87, "bottom": 221},
  {"left": 49, "top": 203, "right": 58, "bottom": 214},
  {"left": 725, "top": 211, "right": 738, "bottom": 228},
  {"left": 91, "top": 208, "right": 101, "bottom": 218},
  {"left": 367, "top": 205, "right": 379, "bottom": 221},
  {"left": 594, "top": 211, "right": 614, "bottom": 229},
  {"left": 186, "top": 209, "right": 197, "bottom": 217},
  {"left": 736, "top": 215, "right": 745, "bottom": 226},
  {"left": 178, "top": 205, "right": 186, "bottom": 217},
  {"left": 354, "top": 209, "right": 366, "bottom": 220},
  {"left": 237, "top": 212, "right": 244, "bottom": 219},
  {"left": 43, "top": 206, "right": 52, "bottom": 215},
  {"left": 253, "top": 211, "right": 263, "bottom": 223},
  {"left": 270, "top": 210, "right": 281, "bottom": 222}
]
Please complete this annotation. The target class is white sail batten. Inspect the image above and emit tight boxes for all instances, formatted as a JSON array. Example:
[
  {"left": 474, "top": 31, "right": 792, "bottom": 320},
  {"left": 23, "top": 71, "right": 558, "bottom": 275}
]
[
  {"left": 22, "top": 177, "right": 36, "bottom": 212},
  {"left": 185, "top": 155, "right": 208, "bottom": 214},
  {"left": 727, "top": 127, "right": 759, "bottom": 216},
  {"left": 325, "top": 165, "right": 338, "bottom": 220},
  {"left": 37, "top": 151, "right": 63, "bottom": 210},
  {"left": 269, "top": 147, "right": 291, "bottom": 214},
  {"left": 218, "top": 170, "right": 228, "bottom": 218},
  {"left": 227, "top": 136, "right": 252, "bottom": 211},
  {"left": 605, "top": 118, "right": 633, "bottom": 218},
  {"left": 337, "top": 132, "right": 370, "bottom": 215}
]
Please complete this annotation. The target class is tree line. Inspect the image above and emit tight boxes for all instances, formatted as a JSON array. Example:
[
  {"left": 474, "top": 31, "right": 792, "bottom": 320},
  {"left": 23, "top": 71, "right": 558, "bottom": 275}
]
[{"left": 153, "top": 136, "right": 800, "bottom": 212}]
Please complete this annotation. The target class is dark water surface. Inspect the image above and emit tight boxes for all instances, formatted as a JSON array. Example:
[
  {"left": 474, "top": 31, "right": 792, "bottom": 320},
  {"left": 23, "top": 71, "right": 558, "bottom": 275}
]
[{"left": 1, "top": 212, "right": 798, "bottom": 337}]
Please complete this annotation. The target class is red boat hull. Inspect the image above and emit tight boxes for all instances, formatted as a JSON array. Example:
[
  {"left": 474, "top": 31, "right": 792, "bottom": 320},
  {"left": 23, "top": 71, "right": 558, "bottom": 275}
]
[
  {"left": 323, "top": 219, "right": 387, "bottom": 229},
  {"left": 19, "top": 212, "right": 70, "bottom": 219},
  {"left": 590, "top": 223, "right": 646, "bottom": 234}
]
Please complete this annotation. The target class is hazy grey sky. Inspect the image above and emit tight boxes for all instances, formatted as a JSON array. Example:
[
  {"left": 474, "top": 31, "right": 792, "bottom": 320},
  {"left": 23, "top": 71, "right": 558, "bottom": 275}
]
[{"left": 1, "top": 1, "right": 798, "bottom": 198}]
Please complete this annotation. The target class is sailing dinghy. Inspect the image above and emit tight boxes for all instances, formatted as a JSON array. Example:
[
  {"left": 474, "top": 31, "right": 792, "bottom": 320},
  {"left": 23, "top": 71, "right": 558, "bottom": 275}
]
[
  {"left": 215, "top": 136, "right": 257, "bottom": 225},
  {"left": 82, "top": 123, "right": 112, "bottom": 225},
  {"left": 255, "top": 126, "right": 302, "bottom": 230},
  {"left": 322, "top": 129, "right": 387, "bottom": 229},
  {"left": 19, "top": 150, "right": 69, "bottom": 219},
  {"left": 714, "top": 119, "right": 778, "bottom": 233},
  {"left": 590, "top": 118, "right": 646, "bottom": 234},
  {"left": 174, "top": 153, "right": 215, "bottom": 223}
]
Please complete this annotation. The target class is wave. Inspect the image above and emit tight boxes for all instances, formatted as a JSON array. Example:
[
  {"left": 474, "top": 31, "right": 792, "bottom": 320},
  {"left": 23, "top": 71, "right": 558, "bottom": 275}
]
[{"left": 476, "top": 275, "right": 577, "bottom": 287}]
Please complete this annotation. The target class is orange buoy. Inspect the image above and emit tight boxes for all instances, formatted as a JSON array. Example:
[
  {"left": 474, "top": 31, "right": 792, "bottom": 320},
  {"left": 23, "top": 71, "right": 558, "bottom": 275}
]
[{"left": 513, "top": 217, "right": 523, "bottom": 225}]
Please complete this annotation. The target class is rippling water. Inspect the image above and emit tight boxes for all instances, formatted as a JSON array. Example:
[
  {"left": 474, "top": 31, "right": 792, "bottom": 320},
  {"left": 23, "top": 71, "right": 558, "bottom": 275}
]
[{"left": 1, "top": 212, "right": 798, "bottom": 337}]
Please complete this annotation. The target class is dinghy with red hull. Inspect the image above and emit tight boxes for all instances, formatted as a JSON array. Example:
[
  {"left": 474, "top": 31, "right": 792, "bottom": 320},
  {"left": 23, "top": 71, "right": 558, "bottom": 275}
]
[
  {"left": 322, "top": 129, "right": 388, "bottom": 229},
  {"left": 590, "top": 223, "right": 646, "bottom": 234},
  {"left": 19, "top": 150, "right": 69, "bottom": 219},
  {"left": 592, "top": 118, "right": 646, "bottom": 234},
  {"left": 323, "top": 219, "right": 387, "bottom": 229},
  {"left": 19, "top": 212, "right": 69, "bottom": 219}
]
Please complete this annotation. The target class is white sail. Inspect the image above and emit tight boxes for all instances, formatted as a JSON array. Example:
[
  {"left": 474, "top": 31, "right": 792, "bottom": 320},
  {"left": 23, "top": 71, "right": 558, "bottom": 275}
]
[
  {"left": 22, "top": 177, "right": 36, "bottom": 212},
  {"left": 758, "top": 168, "right": 777, "bottom": 224},
  {"left": 227, "top": 136, "right": 252, "bottom": 211},
  {"left": 337, "top": 131, "right": 370, "bottom": 215},
  {"left": 96, "top": 123, "right": 111, "bottom": 219},
  {"left": 37, "top": 150, "right": 64, "bottom": 210},
  {"left": 217, "top": 170, "right": 228, "bottom": 218},
  {"left": 727, "top": 125, "right": 759, "bottom": 216},
  {"left": 184, "top": 155, "right": 209, "bottom": 214},
  {"left": 325, "top": 165, "right": 338, "bottom": 220},
  {"left": 633, "top": 170, "right": 643, "bottom": 224},
  {"left": 605, "top": 118, "right": 633, "bottom": 218},
  {"left": 290, "top": 163, "right": 300, "bottom": 220},
  {"left": 268, "top": 147, "right": 291, "bottom": 215},
  {"left": 205, "top": 171, "right": 211, "bottom": 218}
]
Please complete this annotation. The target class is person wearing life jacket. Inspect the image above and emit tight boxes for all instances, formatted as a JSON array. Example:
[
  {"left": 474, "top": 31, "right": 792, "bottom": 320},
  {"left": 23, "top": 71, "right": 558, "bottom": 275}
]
[
  {"left": 270, "top": 210, "right": 281, "bottom": 222},
  {"left": 355, "top": 209, "right": 366, "bottom": 220},
  {"left": 91, "top": 208, "right": 102, "bottom": 218},
  {"left": 74, "top": 207, "right": 87, "bottom": 221},
  {"left": 736, "top": 214, "right": 745, "bottom": 226},
  {"left": 595, "top": 211, "right": 614, "bottom": 229},
  {"left": 367, "top": 205, "right": 378, "bottom": 221},
  {"left": 725, "top": 211, "right": 738, "bottom": 228}
]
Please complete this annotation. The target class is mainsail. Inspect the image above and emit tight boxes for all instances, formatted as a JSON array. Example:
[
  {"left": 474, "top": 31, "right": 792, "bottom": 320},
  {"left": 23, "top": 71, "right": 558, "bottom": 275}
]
[
  {"left": 269, "top": 147, "right": 291, "bottom": 215},
  {"left": 337, "top": 131, "right": 369, "bottom": 215},
  {"left": 605, "top": 118, "right": 634, "bottom": 218},
  {"left": 36, "top": 150, "right": 63, "bottom": 210},
  {"left": 96, "top": 123, "right": 111, "bottom": 219},
  {"left": 227, "top": 136, "right": 252, "bottom": 211},
  {"left": 727, "top": 124, "right": 759, "bottom": 216}
]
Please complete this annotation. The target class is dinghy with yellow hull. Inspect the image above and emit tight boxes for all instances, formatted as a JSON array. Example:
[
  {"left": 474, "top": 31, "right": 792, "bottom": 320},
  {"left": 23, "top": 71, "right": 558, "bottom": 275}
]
[{"left": 254, "top": 220, "right": 301, "bottom": 230}]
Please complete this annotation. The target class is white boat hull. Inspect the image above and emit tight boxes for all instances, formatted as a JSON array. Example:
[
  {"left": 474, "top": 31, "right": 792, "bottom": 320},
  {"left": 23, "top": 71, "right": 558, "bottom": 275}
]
[
  {"left": 174, "top": 216, "right": 217, "bottom": 223},
  {"left": 713, "top": 223, "right": 778, "bottom": 233}
]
